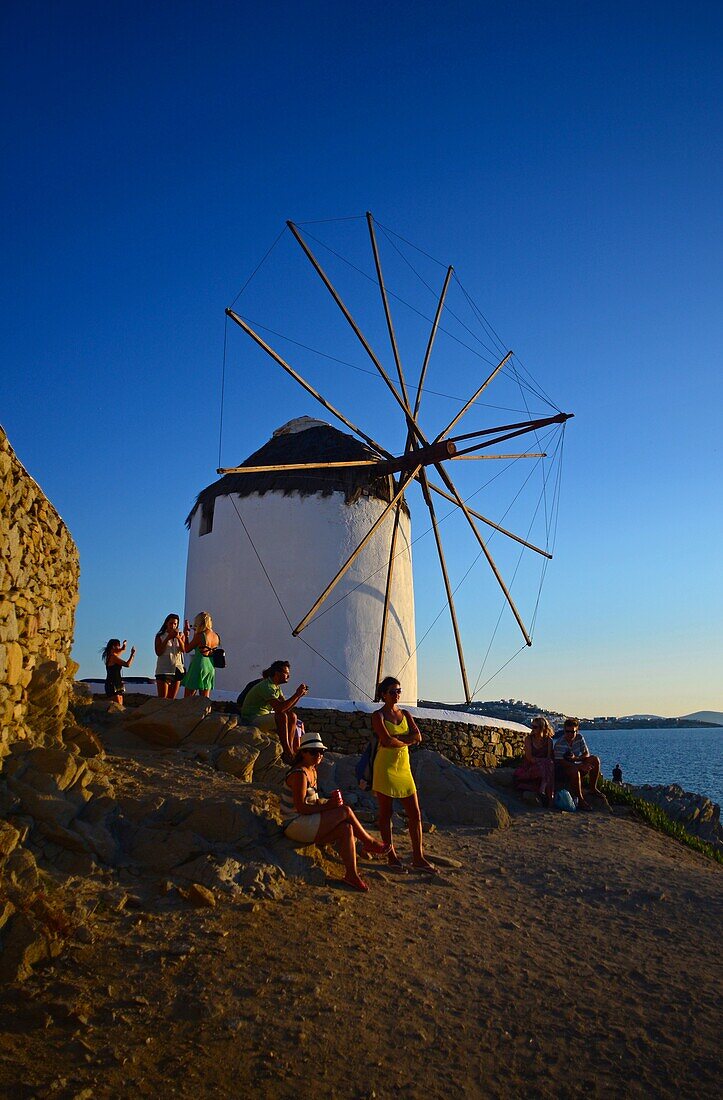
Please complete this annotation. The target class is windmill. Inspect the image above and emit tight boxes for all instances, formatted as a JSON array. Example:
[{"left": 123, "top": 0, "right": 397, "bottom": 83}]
[{"left": 218, "top": 213, "right": 572, "bottom": 703}]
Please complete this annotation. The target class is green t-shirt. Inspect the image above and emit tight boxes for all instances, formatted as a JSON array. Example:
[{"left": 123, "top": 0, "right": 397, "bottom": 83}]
[{"left": 241, "top": 678, "right": 283, "bottom": 718}]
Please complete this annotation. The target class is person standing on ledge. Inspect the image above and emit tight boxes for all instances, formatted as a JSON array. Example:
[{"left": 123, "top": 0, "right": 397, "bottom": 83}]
[
  {"left": 182, "top": 611, "right": 219, "bottom": 699},
  {"left": 154, "top": 613, "right": 186, "bottom": 699},
  {"left": 553, "top": 717, "right": 602, "bottom": 810},
  {"left": 102, "top": 638, "right": 136, "bottom": 706},
  {"left": 240, "top": 659, "right": 308, "bottom": 763},
  {"left": 372, "top": 676, "right": 437, "bottom": 874}
]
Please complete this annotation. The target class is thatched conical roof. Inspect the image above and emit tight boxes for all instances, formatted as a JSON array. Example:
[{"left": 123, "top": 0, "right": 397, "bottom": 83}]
[{"left": 186, "top": 418, "right": 406, "bottom": 527}]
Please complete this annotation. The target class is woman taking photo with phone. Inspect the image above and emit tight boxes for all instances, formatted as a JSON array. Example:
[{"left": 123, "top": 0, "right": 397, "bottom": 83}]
[
  {"left": 154, "top": 613, "right": 186, "bottom": 699},
  {"left": 181, "top": 611, "right": 219, "bottom": 698}
]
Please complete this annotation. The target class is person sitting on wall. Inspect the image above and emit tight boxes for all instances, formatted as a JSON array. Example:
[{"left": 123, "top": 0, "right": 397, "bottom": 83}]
[
  {"left": 612, "top": 762, "right": 623, "bottom": 784},
  {"left": 553, "top": 717, "right": 602, "bottom": 810},
  {"left": 240, "top": 659, "right": 308, "bottom": 763},
  {"left": 513, "top": 715, "right": 555, "bottom": 806}
]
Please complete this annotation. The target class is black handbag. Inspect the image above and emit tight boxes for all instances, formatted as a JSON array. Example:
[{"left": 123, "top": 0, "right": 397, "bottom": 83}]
[{"left": 211, "top": 647, "right": 226, "bottom": 669}]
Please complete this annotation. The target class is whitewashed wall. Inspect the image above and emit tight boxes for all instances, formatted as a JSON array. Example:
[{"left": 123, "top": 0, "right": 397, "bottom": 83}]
[{"left": 184, "top": 491, "right": 417, "bottom": 704}]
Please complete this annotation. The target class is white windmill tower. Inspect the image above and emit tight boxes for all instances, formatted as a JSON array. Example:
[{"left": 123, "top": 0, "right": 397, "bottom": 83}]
[{"left": 184, "top": 416, "right": 418, "bottom": 703}]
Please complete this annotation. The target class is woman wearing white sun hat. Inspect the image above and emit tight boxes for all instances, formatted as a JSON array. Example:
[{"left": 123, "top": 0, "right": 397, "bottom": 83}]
[{"left": 281, "top": 731, "right": 389, "bottom": 892}]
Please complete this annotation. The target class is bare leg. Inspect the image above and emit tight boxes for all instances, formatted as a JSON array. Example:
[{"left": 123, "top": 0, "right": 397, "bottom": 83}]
[
  {"left": 315, "top": 805, "right": 386, "bottom": 852},
  {"left": 563, "top": 764, "right": 590, "bottom": 808},
  {"left": 374, "top": 793, "right": 407, "bottom": 870},
  {"left": 168, "top": 678, "right": 181, "bottom": 700},
  {"left": 200, "top": 689, "right": 211, "bottom": 698},
  {"left": 276, "top": 713, "right": 292, "bottom": 762},
  {"left": 183, "top": 688, "right": 197, "bottom": 698},
  {"left": 402, "top": 793, "right": 436, "bottom": 872},
  {"left": 156, "top": 679, "right": 168, "bottom": 699},
  {"left": 288, "top": 711, "right": 301, "bottom": 757},
  {"left": 316, "top": 820, "right": 367, "bottom": 891},
  {"left": 581, "top": 756, "right": 601, "bottom": 794}
]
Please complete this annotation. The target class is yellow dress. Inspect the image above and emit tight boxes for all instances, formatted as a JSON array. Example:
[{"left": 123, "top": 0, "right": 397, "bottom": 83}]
[{"left": 372, "top": 712, "right": 417, "bottom": 798}]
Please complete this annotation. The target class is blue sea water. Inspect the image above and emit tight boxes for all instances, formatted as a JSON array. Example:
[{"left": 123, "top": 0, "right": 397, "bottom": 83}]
[{"left": 584, "top": 727, "right": 723, "bottom": 807}]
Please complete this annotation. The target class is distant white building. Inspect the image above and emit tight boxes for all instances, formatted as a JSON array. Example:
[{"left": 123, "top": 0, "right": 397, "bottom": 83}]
[{"left": 184, "top": 418, "right": 417, "bottom": 704}]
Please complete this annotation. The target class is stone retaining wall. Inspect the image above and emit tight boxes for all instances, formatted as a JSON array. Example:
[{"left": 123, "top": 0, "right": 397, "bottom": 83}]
[
  {"left": 0, "top": 426, "right": 80, "bottom": 758},
  {"left": 296, "top": 707, "right": 526, "bottom": 769}
]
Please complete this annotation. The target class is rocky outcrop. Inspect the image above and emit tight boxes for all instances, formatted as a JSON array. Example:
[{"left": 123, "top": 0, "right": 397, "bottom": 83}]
[{"left": 630, "top": 783, "right": 722, "bottom": 852}]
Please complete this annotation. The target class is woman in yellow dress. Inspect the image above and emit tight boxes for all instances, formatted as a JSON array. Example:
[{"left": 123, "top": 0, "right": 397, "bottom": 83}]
[{"left": 371, "top": 676, "right": 436, "bottom": 874}]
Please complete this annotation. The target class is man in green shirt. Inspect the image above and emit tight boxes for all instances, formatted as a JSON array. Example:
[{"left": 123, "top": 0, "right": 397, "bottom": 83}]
[{"left": 240, "top": 659, "right": 309, "bottom": 762}]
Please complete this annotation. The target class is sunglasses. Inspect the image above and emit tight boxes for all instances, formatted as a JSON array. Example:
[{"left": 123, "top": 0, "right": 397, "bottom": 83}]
[{"left": 306, "top": 748, "right": 324, "bottom": 756}]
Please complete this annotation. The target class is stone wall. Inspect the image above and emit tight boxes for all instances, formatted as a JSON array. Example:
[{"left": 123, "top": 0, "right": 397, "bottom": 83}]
[
  {"left": 0, "top": 426, "right": 80, "bottom": 758},
  {"left": 296, "top": 707, "right": 526, "bottom": 769}
]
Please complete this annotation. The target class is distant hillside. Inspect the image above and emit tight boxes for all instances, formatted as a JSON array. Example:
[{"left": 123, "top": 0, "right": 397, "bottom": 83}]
[
  {"left": 681, "top": 710, "right": 723, "bottom": 726},
  {"left": 417, "top": 699, "right": 722, "bottom": 730}
]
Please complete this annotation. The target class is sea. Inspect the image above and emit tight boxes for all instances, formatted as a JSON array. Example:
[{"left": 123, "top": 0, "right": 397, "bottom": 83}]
[{"left": 584, "top": 726, "right": 723, "bottom": 808}]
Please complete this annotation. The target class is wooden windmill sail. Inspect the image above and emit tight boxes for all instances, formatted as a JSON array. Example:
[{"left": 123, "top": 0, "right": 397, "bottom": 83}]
[{"left": 221, "top": 213, "right": 573, "bottom": 703}]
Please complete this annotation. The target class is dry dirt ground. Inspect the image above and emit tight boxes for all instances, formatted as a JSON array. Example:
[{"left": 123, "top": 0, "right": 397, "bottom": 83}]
[{"left": 0, "top": 735, "right": 721, "bottom": 1100}]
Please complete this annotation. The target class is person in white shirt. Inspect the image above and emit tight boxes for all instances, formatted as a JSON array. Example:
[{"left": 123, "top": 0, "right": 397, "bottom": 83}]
[{"left": 553, "top": 717, "right": 602, "bottom": 810}]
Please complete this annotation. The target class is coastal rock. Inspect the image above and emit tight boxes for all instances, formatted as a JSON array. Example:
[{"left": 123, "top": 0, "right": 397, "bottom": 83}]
[{"left": 630, "top": 783, "right": 722, "bottom": 851}]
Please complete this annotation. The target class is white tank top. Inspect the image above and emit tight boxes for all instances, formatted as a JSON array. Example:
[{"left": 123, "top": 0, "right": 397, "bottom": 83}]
[{"left": 154, "top": 634, "right": 185, "bottom": 676}]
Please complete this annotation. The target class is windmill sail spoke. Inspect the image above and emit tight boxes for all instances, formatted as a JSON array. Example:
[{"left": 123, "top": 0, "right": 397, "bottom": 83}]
[
  {"left": 367, "top": 212, "right": 411, "bottom": 412},
  {"left": 452, "top": 419, "right": 568, "bottom": 457},
  {"left": 375, "top": 503, "right": 402, "bottom": 691},
  {"left": 287, "top": 221, "right": 426, "bottom": 448},
  {"left": 419, "top": 470, "right": 471, "bottom": 702},
  {"left": 425, "top": 480, "right": 552, "bottom": 559},
  {"left": 217, "top": 459, "right": 380, "bottom": 475},
  {"left": 448, "top": 411, "right": 573, "bottom": 446},
  {"left": 450, "top": 453, "right": 546, "bottom": 461},
  {"left": 413, "top": 266, "right": 454, "bottom": 422},
  {"left": 225, "top": 309, "right": 392, "bottom": 459},
  {"left": 432, "top": 463, "right": 533, "bottom": 645},
  {"left": 293, "top": 464, "right": 422, "bottom": 636},
  {"left": 435, "top": 351, "right": 513, "bottom": 441}
]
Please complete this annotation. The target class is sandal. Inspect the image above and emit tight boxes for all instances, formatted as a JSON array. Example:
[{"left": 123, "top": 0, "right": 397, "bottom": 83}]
[
  {"left": 342, "top": 876, "right": 369, "bottom": 892},
  {"left": 361, "top": 839, "right": 392, "bottom": 857},
  {"left": 412, "top": 862, "right": 439, "bottom": 875}
]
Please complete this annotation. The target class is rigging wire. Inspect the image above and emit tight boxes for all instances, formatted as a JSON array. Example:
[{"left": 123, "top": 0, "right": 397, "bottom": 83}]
[
  {"left": 219, "top": 224, "right": 289, "bottom": 466},
  {"left": 228, "top": 224, "right": 288, "bottom": 308},
  {"left": 376, "top": 223, "right": 504, "bottom": 363},
  {"left": 295, "top": 215, "right": 367, "bottom": 224},
  {"left": 235, "top": 314, "right": 543, "bottom": 417},
  {"left": 298, "top": 227, "right": 503, "bottom": 369},
  {"left": 470, "top": 428, "right": 566, "bottom": 696}
]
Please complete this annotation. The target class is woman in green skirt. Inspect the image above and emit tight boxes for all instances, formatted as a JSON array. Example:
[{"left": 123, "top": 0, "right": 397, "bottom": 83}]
[{"left": 182, "top": 611, "right": 219, "bottom": 698}]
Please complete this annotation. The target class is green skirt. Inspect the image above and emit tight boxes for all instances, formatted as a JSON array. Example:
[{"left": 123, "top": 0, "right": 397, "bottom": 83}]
[{"left": 182, "top": 652, "right": 215, "bottom": 692}]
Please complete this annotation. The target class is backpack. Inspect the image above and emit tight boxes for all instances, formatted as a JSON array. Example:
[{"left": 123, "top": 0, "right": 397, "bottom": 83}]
[
  {"left": 236, "top": 678, "right": 263, "bottom": 708},
  {"left": 554, "top": 788, "right": 576, "bottom": 812},
  {"left": 355, "top": 734, "right": 378, "bottom": 790}
]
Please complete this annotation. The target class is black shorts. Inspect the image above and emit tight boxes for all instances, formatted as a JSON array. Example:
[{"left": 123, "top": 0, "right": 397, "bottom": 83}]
[{"left": 155, "top": 670, "right": 184, "bottom": 684}]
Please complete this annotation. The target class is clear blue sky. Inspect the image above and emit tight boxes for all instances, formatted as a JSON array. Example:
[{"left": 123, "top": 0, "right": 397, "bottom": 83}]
[{"left": 2, "top": 1, "right": 721, "bottom": 715}]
